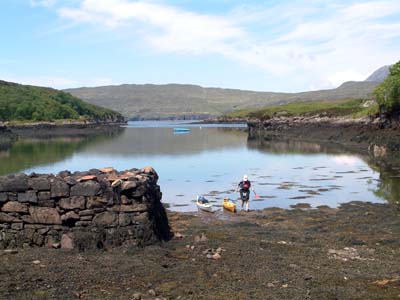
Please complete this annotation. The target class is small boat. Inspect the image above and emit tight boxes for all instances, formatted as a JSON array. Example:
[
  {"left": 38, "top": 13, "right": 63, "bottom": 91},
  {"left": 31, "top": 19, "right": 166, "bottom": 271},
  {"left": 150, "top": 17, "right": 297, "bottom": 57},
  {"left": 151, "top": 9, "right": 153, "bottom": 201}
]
[
  {"left": 173, "top": 128, "right": 191, "bottom": 133},
  {"left": 223, "top": 198, "right": 236, "bottom": 212},
  {"left": 196, "top": 195, "right": 213, "bottom": 212}
]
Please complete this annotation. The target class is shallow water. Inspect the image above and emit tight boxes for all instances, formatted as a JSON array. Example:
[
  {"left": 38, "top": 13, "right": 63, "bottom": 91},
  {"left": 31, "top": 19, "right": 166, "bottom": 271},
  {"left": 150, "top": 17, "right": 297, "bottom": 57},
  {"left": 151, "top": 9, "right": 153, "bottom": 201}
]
[{"left": 2, "top": 121, "right": 398, "bottom": 211}]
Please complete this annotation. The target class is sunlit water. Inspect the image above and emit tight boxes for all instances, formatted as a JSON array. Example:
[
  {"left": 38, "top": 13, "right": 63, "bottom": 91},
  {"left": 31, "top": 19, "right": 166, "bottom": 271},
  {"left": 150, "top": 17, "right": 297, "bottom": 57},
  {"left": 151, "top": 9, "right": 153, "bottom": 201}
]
[{"left": 1, "top": 121, "right": 391, "bottom": 212}]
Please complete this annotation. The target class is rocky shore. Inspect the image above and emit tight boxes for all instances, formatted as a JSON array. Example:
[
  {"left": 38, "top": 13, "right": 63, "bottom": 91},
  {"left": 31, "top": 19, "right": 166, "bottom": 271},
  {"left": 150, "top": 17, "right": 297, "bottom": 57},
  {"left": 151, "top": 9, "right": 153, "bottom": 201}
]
[
  {"left": 1, "top": 201, "right": 399, "bottom": 299},
  {"left": 247, "top": 116, "right": 400, "bottom": 160}
]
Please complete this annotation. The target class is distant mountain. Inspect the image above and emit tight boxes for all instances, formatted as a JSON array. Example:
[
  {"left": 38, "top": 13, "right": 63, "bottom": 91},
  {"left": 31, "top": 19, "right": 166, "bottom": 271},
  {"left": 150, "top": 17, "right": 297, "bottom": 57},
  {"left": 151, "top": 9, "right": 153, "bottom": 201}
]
[
  {"left": 65, "top": 65, "right": 389, "bottom": 120},
  {"left": 365, "top": 65, "right": 391, "bottom": 82},
  {"left": 0, "top": 80, "right": 124, "bottom": 123}
]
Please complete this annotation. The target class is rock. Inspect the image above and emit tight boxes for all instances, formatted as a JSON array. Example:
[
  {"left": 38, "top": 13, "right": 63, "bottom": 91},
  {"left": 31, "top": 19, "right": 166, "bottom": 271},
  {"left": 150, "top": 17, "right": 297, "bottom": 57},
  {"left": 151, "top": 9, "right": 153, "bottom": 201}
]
[
  {"left": 50, "top": 179, "right": 70, "bottom": 198},
  {"left": 121, "top": 181, "right": 137, "bottom": 191},
  {"left": 100, "top": 167, "right": 114, "bottom": 173},
  {"left": 52, "top": 242, "right": 61, "bottom": 249},
  {"left": 70, "top": 181, "right": 101, "bottom": 197},
  {"left": 142, "top": 166, "right": 158, "bottom": 180},
  {"left": 11, "top": 223, "right": 23, "bottom": 230},
  {"left": 0, "top": 212, "right": 16, "bottom": 223},
  {"left": 32, "top": 260, "right": 41, "bottom": 265},
  {"left": 59, "top": 196, "right": 86, "bottom": 210},
  {"left": 0, "top": 192, "right": 8, "bottom": 203},
  {"left": 38, "top": 199, "right": 55, "bottom": 208},
  {"left": 78, "top": 175, "right": 97, "bottom": 182},
  {"left": 267, "top": 283, "right": 275, "bottom": 288},
  {"left": 79, "top": 209, "right": 95, "bottom": 216},
  {"left": 132, "top": 292, "right": 142, "bottom": 300},
  {"left": 93, "top": 212, "right": 117, "bottom": 226},
  {"left": 118, "top": 203, "right": 147, "bottom": 213},
  {"left": 61, "top": 211, "right": 80, "bottom": 223},
  {"left": 0, "top": 174, "right": 29, "bottom": 192},
  {"left": 2, "top": 201, "right": 28, "bottom": 213},
  {"left": 18, "top": 191, "right": 37, "bottom": 203},
  {"left": 118, "top": 213, "right": 132, "bottom": 227},
  {"left": 37, "top": 191, "right": 51, "bottom": 201},
  {"left": 28, "top": 177, "right": 50, "bottom": 191},
  {"left": 120, "top": 195, "right": 132, "bottom": 205},
  {"left": 29, "top": 207, "right": 62, "bottom": 225},
  {"left": 148, "top": 289, "right": 157, "bottom": 297},
  {"left": 87, "top": 197, "right": 107, "bottom": 209},
  {"left": 212, "top": 253, "right": 221, "bottom": 260},
  {"left": 174, "top": 232, "right": 184, "bottom": 239},
  {"left": 3, "top": 249, "right": 18, "bottom": 255},
  {"left": 61, "top": 233, "right": 74, "bottom": 249},
  {"left": 194, "top": 233, "right": 208, "bottom": 243}
]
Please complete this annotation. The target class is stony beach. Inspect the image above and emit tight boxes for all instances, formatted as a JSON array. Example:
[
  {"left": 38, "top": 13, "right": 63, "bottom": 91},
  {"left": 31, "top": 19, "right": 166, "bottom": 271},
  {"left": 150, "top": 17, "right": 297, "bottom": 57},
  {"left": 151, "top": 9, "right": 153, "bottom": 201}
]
[{"left": 1, "top": 201, "right": 399, "bottom": 300}]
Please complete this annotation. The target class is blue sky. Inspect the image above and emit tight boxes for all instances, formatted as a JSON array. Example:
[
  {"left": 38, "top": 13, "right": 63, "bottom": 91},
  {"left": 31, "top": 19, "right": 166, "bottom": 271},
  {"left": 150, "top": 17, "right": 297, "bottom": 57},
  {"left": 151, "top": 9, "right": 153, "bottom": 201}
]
[{"left": 1, "top": 0, "right": 399, "bottom": 92}]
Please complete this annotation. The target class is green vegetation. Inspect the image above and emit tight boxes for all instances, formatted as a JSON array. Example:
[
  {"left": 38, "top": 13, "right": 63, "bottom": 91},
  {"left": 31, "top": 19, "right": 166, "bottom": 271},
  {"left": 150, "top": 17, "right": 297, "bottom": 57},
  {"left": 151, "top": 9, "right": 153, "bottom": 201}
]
[
  {"left": 374, "top": 61, "right": 400, "bottom": 116},
  {"left": 224, "top": 98, "right": 379, "bottom": 120},
  {"left": 0, "top": 80, "right": 124, "bottom": 122}
]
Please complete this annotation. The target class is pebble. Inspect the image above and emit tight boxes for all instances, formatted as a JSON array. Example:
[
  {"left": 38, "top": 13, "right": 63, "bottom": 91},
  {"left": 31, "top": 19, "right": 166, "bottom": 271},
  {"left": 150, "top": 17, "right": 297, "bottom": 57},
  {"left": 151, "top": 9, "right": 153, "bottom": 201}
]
[
  {"left": 32, "top": 260, "right": 41, "bottom": 265},
  {"left": 148, "top": 289, "right": 157, "bottom": 297},
  {"left": 212, "top": 253, "right": 221, "bottom": 260},
  {"left": 3, "top": 249, "right": 18, "bottom": 255},
  {"left": 132, "top": 292, "right": 142, "bottom": 300},
  {"left": 267, "top": 283, "right": 275, "bottom": 288}
]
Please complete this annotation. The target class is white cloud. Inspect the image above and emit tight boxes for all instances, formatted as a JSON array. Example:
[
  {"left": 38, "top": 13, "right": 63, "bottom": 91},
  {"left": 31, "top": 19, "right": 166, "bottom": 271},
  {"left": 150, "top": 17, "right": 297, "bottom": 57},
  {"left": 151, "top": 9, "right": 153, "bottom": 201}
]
[{"left": 49, "top": 0, "right": 400, "bottom": 90}]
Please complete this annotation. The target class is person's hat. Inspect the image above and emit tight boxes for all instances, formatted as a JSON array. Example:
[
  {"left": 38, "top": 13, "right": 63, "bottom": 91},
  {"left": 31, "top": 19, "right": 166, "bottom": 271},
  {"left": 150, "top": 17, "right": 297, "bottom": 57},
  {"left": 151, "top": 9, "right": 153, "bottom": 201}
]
[{"left": 243, "top": 175, "right": 248, "bottom": 181}]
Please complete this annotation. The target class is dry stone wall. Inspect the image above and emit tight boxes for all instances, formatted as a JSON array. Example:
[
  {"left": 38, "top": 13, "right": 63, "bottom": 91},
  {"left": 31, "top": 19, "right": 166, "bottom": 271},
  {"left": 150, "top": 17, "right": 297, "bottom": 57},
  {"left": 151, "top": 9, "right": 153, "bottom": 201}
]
[{"left": 0, "top": 167, "right": 171, "bottom": 250}]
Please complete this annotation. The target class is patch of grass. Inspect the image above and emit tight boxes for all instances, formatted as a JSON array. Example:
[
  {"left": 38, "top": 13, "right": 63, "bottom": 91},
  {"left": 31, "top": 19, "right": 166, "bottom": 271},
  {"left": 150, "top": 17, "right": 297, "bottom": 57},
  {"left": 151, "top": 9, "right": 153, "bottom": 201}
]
[{"left": 225, "top": 99, "right": 379, "bottom": 120}]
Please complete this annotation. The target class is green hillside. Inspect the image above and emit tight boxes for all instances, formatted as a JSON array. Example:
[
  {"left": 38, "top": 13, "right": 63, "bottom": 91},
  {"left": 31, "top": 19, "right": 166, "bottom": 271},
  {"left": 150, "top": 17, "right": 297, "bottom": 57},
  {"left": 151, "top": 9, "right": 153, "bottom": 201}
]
[
  {"left": 0, "top": 80, "right": 124, "bottom": 123},
  {"left": 65, "top": 81, "right": 379, "bottom": 120},
  {"left": 225, "top": 98, "right": 379, "bottom": 120}
]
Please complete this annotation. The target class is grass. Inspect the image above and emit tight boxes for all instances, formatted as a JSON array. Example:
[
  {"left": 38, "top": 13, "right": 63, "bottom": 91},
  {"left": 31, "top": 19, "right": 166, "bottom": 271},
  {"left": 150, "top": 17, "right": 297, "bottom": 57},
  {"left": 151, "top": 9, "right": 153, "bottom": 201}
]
[{"left": 224, "top": 98, "right": 379, "bottom": 120}]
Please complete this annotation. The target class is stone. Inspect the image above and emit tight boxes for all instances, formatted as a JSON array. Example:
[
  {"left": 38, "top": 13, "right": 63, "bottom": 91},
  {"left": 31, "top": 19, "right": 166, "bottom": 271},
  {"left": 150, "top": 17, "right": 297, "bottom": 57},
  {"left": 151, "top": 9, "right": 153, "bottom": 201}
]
[
  {"left": 11, "top": 223, "right": 23, "bottom": 230},
  {"left": 29, "top": 207, "right": 62, "bottom": 225},
  {"left": 0, "top": 174, "right": 29, "bottom": 192},
  {"left": 75, "top": 221, "right": 92, "bottom": 227},
  {"left": 118, "top": 213, "right": 132, "bottom": 227},
  {"left": 79, "top": 209, "right": 94, "bottom": 216},
  {"left": 2, "top": 201, "right": 28, "bottom": 213},
  {"left": 131, "top": 185, "right": 146, "bottom": 198},
  {"left": 132, "top": 292, "right": 142, "bottom": 300},
  {"left": 38, "top": 191, "right": 51, "bottom": 201},
  {"left": 70, "top": 181, "right": 101, "bottom": 197},
  {"left": 133, "top": 212, "right": 149, "bottom": 223},
  {"left": 100, "top": 167, "right": 114, "bottom": 173},
  {"left": 59, "top": 196, "right": 85, "bottom": 210},
  {"left": 80, "top": 215, "right": 93, "bottom": 221},
  {"left": 142, "top": 166, "right": 158, "bottom": 180},
  {"left": 18, "top": 191, "right": 37, "bottom": 203},
  {"left": 38, "top": 199, "right": 55, "bottom": 208},
  {"left": 212, "top": 253, "right": 221, "bottom": 260},
  {"left": 61, "top": 211, "right": 80, "bottom": 223},
  {"left": 0, "top": 212, "right": 16, "bottom": 223},
  {"left": 0, "top": 192, "right": 7, "bottom": 203},
  {"left": 121, "top": 181, "right": 137, "bottom": 191},
  {"left": 32, "top": 260, "right": 41, "bottom": 265},
  {"left": 61, "top": 233, "right": 74, "bottom": 249},
  {"left": 28, "top": 177, "right": 50, "bottom": 191},
  {"left": 87, "top": 197, "right": 107, "bottom": 209},
  {"left": 7, "top": 192, "right": 17, "bottom": 201},
  {"left": 111, "top": 203, "right": 147, "bottom": 213},
  {"left": 50, "top": 179, "right": 70, "bottom": 198},
  {"left": 93, "top": 212, "right": 117, "bottom": 226},
  {"left": 120, "top": 195, "right": 132, "bottom": 205},
  {"left": 52, "top": 243, "right": 61, "bottom": 249}
]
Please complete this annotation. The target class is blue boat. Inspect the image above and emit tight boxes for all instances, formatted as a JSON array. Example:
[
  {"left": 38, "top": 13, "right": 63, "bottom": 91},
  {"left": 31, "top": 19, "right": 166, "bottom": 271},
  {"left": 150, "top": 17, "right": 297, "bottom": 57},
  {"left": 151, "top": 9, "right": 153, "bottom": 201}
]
[{"left": 173, "top": 128, "right": 191, "bottom": 133}]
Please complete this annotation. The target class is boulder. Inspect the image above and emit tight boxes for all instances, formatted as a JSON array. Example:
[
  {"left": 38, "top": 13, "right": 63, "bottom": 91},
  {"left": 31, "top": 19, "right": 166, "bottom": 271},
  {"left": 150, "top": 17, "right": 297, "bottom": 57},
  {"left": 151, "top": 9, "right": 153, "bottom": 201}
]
[
  {"left": 70, "top": 181, "right": 101, "bottom": 197},
  {"left": 59, "top": 196, "right": 85, "bottom": 210},
  {"left": 93, "top": 212, "right": 117, "bottom": 226},
  {"left": 29, "top": 207, "right": 61, "bottom": 225},
  {"left": 121, "top": 181, "right": 137, "bottom": 191},
  {"left": 2, "top": 201, "right": 28, "bottom": 213},
  {"left": 18, "top": 191, "right": 37, "bottom": 203},
  {"left": 28, "top": 177, "right": 50, "bottom": 191},
  {"left": 50, "top": 179, "right": 70, "bottom": 198}
]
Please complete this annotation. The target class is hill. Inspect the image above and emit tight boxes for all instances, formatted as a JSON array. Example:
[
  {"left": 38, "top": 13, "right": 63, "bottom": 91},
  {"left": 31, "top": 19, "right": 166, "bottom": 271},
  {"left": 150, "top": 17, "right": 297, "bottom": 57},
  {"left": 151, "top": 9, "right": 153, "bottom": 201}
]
[
  {"left": 0, "top": 80, "right": 124, "bottom": 123},
  {"left": 365, "top": 65, "right": 391, "bottom": 82},
  {"left": 64, "top": 66, "right": 388, "bottom": 120}
]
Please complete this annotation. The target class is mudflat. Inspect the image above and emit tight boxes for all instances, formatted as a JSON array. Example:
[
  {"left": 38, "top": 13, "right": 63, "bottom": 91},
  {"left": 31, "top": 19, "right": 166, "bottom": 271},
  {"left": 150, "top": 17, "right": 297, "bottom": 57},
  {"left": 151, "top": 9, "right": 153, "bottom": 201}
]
[{"left": 1, "top": 201, "right": 399, "bottom": 300}]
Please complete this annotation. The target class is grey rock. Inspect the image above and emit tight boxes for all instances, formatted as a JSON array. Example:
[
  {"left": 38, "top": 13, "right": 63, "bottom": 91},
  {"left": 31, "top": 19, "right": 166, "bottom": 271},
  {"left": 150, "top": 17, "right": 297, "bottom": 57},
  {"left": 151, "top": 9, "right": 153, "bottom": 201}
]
[
  {"left": 0, "top": 192, "right": 8, "bottom": 203},
  {"left": 28, "top": 177, "right": 50, "bottom": 191},
  {"left": 38, "top": 199, "right": 55, "bottom": 208},
  {"left": 18, "top": 191, "right": 37, "bottom": 203},
  {"left": 50, "top": 179, "right": 70, "bottom": 198},
  {"left": 11, "top": 223, "right": 23, "bottom": 230},
  {"left": 0, "top": 212, "right": 16, "bottom": 223},
  {"left": 38, "top": 191, "right": 51, "bottom": 201},
  {"left": 59, "top": 196, "right": 85, "bottom": 210},
  {"left": 93, "top": 212, "right": 117, "bottom": 226},
  {"left": 70, "top": 181, "right": 101, "bottom": 197},
  {"left": 0, "top": 174, "right": 29, "bottom": 192},
  {"left": 29, "top": 207, "right": 62, "bottom": 225}
]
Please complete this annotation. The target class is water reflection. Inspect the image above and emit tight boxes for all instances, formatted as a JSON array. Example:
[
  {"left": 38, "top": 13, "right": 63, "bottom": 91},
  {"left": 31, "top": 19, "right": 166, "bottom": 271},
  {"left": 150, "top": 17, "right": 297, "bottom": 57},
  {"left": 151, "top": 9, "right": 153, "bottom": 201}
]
[{"left": 0, "top": 127, "right": 125, "bottom": 175}]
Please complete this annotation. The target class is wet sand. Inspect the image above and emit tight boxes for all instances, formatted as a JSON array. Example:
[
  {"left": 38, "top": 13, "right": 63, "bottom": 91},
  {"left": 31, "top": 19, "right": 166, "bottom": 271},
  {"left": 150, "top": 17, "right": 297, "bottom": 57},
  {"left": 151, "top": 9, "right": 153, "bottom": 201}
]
[{"left": 1, "top": 201, "right": 399, "bottom": 300}]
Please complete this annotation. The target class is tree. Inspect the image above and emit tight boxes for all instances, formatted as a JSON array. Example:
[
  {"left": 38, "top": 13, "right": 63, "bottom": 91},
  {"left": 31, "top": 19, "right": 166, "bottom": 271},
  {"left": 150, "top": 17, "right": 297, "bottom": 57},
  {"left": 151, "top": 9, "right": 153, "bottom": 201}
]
[{"left": 374, "top": 61, "right": 400, "bottom": 116}]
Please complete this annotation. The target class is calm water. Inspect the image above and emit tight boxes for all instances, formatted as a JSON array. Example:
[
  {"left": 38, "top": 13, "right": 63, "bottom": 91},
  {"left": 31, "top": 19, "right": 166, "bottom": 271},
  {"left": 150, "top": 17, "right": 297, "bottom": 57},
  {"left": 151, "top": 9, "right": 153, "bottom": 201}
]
[{"left": 2, "top": 121, "right": 398, "bottom": 211}]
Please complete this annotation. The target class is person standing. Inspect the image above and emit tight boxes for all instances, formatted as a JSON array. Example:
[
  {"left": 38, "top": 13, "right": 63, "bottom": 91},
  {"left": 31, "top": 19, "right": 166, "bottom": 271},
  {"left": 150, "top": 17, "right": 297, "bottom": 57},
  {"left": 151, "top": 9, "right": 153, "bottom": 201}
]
[{"left": 237, "top": 174, "right": 254, "bottom": 211}]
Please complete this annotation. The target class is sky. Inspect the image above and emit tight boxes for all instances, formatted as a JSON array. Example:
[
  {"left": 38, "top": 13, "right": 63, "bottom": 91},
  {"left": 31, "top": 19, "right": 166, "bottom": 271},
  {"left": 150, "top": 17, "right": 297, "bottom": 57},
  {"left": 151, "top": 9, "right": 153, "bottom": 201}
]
[{"left": 0, "top": 0, "right": 399, "bottom": 92}]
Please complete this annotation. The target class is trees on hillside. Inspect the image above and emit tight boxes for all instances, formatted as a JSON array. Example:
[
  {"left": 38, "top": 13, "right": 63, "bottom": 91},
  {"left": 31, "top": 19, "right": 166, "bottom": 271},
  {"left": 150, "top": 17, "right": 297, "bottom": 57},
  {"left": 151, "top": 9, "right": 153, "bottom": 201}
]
[{"left": 374, "top": 61, "right": 400, "bottom": 116}]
